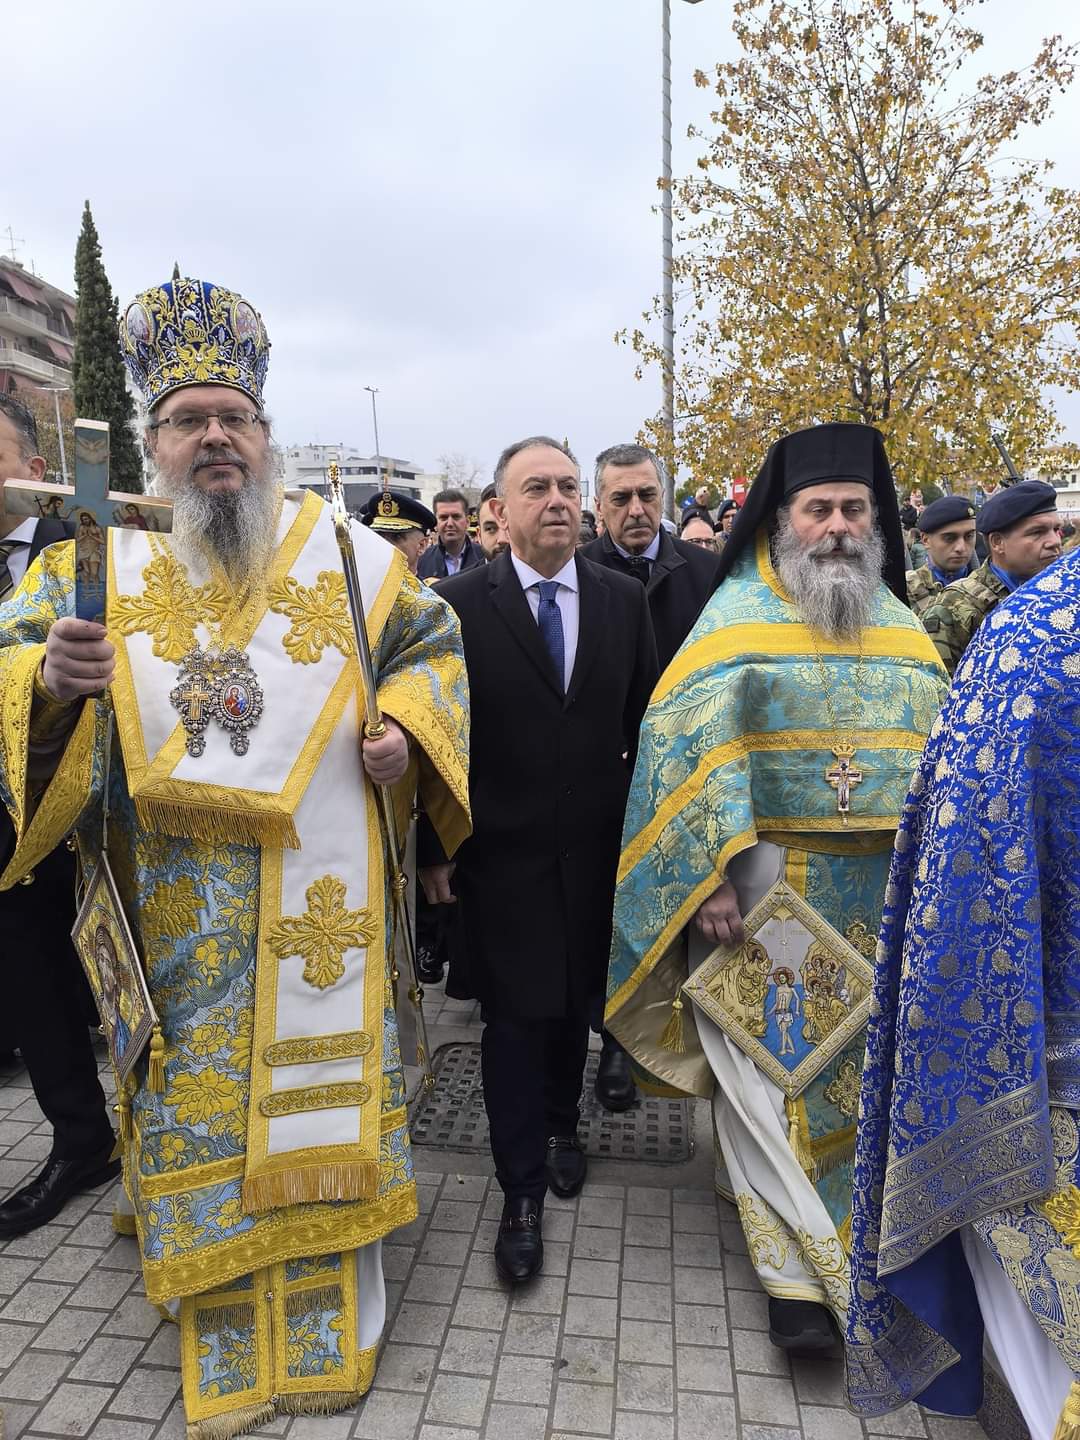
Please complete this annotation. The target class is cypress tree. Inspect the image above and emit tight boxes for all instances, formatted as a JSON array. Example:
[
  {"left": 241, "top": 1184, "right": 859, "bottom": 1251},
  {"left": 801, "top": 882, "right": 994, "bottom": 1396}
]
[{"left": 71, "top": 201, "right": 144, "bottom": 492}]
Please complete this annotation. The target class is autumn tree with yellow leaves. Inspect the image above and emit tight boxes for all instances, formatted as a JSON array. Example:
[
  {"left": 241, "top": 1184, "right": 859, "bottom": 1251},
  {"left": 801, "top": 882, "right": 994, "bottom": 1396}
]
[{"left": 627, "top": 0, "right": 1080, "bottom": 491}]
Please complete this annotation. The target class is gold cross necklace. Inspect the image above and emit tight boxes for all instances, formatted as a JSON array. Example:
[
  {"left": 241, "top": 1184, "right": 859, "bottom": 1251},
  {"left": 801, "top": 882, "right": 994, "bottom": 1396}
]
[{"left": 807, "top": 628, "right": 869, "bottom": 824}]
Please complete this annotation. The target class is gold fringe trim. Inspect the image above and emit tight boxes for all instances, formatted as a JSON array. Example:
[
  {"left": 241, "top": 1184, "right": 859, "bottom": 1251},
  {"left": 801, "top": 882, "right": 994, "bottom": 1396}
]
[
  {"left": 659, "top": 993, "right": 687, "bottom": 1053},
  {"left": 186, "top": 1400, "right": 275, "bottom": 1440},
  {"left": 785, "top": 1100, "right": 856, "bottom": 1181},
  {"left": 194, "top": 1301, "right": 256, "bottom": 1333},
  {"left": 112, "top": 1210, "right": 137, "bottom": 1236},
  {"left": 241, "top": 1159, "right": 379, "bottom": 1215},
  {"left": 807, "top": 1123, "right": 857, "bottom": 1180},
  {"left": 132, "top": 796, "right": 300, "bottom": 851},
  {"left": 278, "top": 1389, "right": 365, "bottom": 1417},
  {"left": 283, "top": 1284, "right": 341, "bottom": 1319},
  {"left": 148, "top": 1024, "right": 166, "bottom": 1093},
  {"left": 1053, "top": 1379, "right": 1080, "bottom": 1440}
]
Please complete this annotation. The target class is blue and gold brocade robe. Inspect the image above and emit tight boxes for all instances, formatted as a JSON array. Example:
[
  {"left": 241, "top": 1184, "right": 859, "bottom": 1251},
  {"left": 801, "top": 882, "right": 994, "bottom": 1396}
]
[
  {"left": 0, "top": 535, "right": 470, "bottom": 1424},
  {"left": 605, "top": 531, "right": 947, "bottom": 1234},
  {"left": 847, "top": 549, "right": 1080, "bottom": 1420}
]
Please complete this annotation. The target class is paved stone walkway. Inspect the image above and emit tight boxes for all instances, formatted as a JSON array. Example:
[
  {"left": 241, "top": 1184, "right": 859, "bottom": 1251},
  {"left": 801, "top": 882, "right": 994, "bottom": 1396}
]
[{"left": 0, "top": 985, "right": 994, "bottom": 1440}]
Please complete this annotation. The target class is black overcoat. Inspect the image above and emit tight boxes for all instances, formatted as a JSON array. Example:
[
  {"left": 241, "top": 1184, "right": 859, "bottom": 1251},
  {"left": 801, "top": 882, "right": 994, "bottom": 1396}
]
[
  {"left": 432, "top": 549, "right": 657, "bottom": 1020},
  {"left": 580, "top": 528, "right": 721, "bottom": 674}
]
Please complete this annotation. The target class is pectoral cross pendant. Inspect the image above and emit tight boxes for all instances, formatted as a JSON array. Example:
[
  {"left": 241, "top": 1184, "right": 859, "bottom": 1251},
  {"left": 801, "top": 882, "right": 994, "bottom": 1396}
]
[
  {"left": 825, "top": 744, "right": 863, "bottom": 823},
  {"left": 170, "top": 646, "right": 265, "bottom": 758}
]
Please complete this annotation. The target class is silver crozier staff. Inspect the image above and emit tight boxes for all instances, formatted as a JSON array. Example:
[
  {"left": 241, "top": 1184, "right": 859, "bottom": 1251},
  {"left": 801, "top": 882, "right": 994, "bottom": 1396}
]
[{"left": 327, "top": 462, "right": 435, "bottom": 1092}]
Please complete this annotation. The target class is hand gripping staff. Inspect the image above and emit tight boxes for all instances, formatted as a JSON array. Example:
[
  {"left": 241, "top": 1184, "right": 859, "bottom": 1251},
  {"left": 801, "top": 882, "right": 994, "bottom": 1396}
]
[{"left": 327, "top": 462, "right": 435, "bottom": 1093}]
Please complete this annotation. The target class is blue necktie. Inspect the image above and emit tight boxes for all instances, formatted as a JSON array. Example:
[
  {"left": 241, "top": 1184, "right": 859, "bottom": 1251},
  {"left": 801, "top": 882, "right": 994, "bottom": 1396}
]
[{"left": 536, "top": 580, "right": 565, "bottom": 689}]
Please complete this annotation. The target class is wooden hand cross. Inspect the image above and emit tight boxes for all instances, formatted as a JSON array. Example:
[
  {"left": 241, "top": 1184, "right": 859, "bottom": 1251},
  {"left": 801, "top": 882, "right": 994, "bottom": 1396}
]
[{"left": 2, "top": 418, "right": 172, "bottom": 622}]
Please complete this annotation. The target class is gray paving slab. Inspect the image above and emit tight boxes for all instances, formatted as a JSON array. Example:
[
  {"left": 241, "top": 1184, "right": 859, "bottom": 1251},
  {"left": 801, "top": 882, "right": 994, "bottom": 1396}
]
[{"left": 0, "top": 995, "right": 1002, "bottom": 1440}]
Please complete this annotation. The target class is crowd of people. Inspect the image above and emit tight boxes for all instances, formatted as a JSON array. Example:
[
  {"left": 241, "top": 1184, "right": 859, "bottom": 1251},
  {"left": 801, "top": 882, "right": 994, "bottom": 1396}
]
[{"left": 0, "top": 272, "right": 1076, "bottom": 1440}]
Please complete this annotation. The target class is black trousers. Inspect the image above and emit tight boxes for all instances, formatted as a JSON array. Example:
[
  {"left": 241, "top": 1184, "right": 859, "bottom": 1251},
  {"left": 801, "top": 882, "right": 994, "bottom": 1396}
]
[
  {"left": 481, "top": 1010, "right": 590, "bottom": 1204},
  {"left": 2, "top": 844, "right": 113, "bottom": 1163}
]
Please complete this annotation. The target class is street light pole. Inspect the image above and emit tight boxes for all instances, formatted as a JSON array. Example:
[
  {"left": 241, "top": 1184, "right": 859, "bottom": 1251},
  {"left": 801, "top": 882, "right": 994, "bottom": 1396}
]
[
  {"left": 44, "top": 386, "right": 69, "bottom": 483},
  {"left": 364, "top": 385, "right": 383, "bottom": 492},
  {"left": 661, "top": 0, "right": 704, "bottom": 519},
  {"left": 661, "top": 0, "right": 675, "bottom": 519}
]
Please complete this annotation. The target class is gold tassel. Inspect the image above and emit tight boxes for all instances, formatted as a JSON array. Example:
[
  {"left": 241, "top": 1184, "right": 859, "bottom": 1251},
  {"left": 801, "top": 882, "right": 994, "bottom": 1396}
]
[
  {"left": 111, "top": 1210, "right": 137, "bottom": 1237},
  {"left": 785, "top": 1096, "right": 816, "bottom": 1176},
  {"left": 148, "top": 1025, "right": 166, "bottom": 1093},
  {"left": 1053, "top": 1379, "right": 1080, "bottom": 1440},
  {"left": 133, "top": 796, "right": 300, "bottom": 851},
  {"left": 115, "top": 1095, "right": 132, "bottom": 1144},
  {"left": 659, "top": 994, "right": 686, "bottom": 1053}
]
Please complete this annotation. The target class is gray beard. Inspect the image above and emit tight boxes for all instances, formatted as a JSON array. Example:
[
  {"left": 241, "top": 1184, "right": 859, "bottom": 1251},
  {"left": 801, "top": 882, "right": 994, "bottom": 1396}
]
[
  {"left": 772, "top": 512, "right": 884, "bottom": 640},
  {"left": 151, "top": 451, "right": 280, "bottom": 582}
]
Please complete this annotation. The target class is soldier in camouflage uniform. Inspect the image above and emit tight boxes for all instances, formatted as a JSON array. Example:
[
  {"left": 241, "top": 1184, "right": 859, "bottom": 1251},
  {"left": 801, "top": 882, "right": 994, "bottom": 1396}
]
[
  {"left": 905, "top": 495, "right": 977, "bottom": 617},
  {"left": 921, "top": 481, "right": 1063, "bottom": 674}
]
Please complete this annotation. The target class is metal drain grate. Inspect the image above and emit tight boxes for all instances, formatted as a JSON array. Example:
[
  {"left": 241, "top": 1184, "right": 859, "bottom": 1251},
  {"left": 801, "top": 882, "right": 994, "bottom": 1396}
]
[{"left": 410, "top": 1042, "right": 692, "bottom": 1163}]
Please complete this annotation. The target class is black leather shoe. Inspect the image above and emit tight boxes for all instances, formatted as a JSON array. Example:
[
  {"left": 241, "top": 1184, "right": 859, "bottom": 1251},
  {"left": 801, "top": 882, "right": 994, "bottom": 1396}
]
[
  {"left": 594, "top": 1035, "right": 638, "bottom": 1112},
  {"left": 767, "top": 1296, "right": 838, "bottom": 1353},
  {"left": 545, "top": 1135, "right": 587, "bottom": 1198},
  {"left": 415, "top": 945, "right": 444, "bottom": 987},
  {"left": 495, "top": 1196, "right": 544, "bottom": 1283},
  {"left": 0, "top": 1146, "right": 121, "bottom": 1240}
]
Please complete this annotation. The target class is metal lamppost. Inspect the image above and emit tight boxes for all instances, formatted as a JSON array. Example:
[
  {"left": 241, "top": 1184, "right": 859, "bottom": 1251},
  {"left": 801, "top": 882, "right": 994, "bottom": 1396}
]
[
  {"left": 43, "top": 385, "right": 70, "bottom": 483},
  {"left": 661, "top": 0, "right": 705, "bottom": 517},
  {"left": 364, "top": 385, "right": 383, "bottom": 491}
]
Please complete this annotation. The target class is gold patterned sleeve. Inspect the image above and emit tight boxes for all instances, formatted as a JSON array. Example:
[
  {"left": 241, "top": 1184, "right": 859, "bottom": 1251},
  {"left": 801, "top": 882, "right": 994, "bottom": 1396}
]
[
  {"left": 373, "top": 570, "right": 471, "bottom": 860},
  {"left": 0, "top": 543, "right": 101, "bottom": 888}
]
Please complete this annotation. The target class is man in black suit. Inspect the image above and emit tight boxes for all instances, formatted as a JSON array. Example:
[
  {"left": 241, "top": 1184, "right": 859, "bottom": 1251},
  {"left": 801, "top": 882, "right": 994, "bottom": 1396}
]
[
  {"left": 417, "top": 487, "right": 485, "bottom": 581},
  {"left": 0, "top": 393, "right": 117, "bottom": 1238},
  {"left": 580, "top": 442, "right": 721, "bottom": 1109},
  {"left": 420, "top": 435, "right": 657, "bottom": 1283}
]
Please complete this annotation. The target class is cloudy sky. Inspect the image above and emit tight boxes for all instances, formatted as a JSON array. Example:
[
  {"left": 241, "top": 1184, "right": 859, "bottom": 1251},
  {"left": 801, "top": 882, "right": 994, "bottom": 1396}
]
[{"left": 5, "top": 0, "right": 1077, "bottom": 484}]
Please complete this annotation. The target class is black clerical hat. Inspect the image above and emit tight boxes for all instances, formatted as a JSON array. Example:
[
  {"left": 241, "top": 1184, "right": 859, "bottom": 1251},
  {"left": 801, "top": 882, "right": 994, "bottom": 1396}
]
[{"left": 715, "top": 423, "right": 908, "bottom": 602}]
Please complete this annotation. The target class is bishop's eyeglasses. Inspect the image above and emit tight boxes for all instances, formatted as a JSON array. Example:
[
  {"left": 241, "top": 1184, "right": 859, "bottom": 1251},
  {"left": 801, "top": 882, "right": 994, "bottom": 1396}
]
[{"left": 149, "top": 411, "right": 264, "bottom": 437}]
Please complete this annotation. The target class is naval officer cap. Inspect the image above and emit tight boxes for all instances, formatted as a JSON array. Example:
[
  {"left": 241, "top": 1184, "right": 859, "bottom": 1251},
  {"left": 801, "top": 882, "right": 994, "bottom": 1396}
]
[
  {"left": 360, "top": 490, "right": 436, "bottom": 535},
  {"left": 916, "top": 496, "right": 976, "bottom": 534},
  {"left": 976, "top": 480, "right": 1058, "bottom": 535}
]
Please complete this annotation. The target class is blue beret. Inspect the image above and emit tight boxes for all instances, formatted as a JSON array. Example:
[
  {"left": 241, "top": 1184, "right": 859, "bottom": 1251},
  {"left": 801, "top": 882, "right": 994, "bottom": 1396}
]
[
  {"left": 916, "top": 496, "right": 976, "bottom": 533},
  {"left": 976, "top": 480, "right": 1058, "bottom": 535},
  {"left": 360, "top": 489, "right": 436, "bottom": 534}
]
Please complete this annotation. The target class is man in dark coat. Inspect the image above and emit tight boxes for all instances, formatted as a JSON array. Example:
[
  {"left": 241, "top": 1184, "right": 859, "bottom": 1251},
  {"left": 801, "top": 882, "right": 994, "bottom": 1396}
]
[
  {"left": 420, "top": 435, "right": 657, "bottom": 1283},
  {"left": 580, "top": 442, "right": 721, "bottom": 1108},
  {"left": 417, "top": 487, "right": 485, "bottom": 581},
  {"left": 0, "top": 393, "right": 117, "bottom": 1237}
]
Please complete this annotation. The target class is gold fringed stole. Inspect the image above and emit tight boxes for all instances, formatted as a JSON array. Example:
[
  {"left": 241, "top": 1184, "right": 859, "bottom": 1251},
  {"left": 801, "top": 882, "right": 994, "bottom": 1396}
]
[{"left": 242, "top": 732, "right": 387, "bottom": 1214}]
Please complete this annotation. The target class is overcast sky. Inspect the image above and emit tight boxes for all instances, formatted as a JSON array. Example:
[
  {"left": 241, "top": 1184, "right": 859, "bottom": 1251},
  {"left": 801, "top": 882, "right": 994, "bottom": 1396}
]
[{"left": 5, "top": 0, "right": 1077, "bottom": 482}]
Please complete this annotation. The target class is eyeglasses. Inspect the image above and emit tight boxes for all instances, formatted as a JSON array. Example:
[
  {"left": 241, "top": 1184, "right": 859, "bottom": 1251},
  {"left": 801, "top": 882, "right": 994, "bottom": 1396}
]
[
  {"left": 149, "top": 411, "right": 263, "bottom": 437},
  {"left": 684, "top": 535, "right": 719, "bottom": 550}
]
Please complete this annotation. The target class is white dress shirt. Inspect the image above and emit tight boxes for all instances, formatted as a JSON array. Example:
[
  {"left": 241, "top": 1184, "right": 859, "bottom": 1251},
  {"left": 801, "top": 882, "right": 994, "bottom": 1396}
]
[
  {"left": 612, "top": 531, "right": 661, "bottom": 565},
  {"left": 509, "top": 550, "right": 580, "bottom": 690},
  {"left": 2, "top": 517, "right": 38, "bottom": 590}
]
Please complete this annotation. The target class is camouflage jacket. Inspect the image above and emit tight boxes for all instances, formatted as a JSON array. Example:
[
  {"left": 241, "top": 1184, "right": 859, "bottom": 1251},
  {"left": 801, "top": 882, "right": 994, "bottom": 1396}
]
[
  {"left": 906, "top": 566, "right": 944, "bottom": 617},
  {"left": 919, "top": 559, "right": 1011, "bottom": 676}
]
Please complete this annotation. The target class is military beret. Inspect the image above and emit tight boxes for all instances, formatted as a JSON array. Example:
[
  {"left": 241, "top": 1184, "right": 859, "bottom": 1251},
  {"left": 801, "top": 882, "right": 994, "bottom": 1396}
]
[
  {"left": 360, "top": 489, "right": 436, "bottom": 535},
  {"left": 917, "top": 496, "right": 976, "bottom": 534},
  {"left": 976, "top": 480, "right": 1058, "bottom": 535},
  {"left": 715, "top": 498, "right": 738, "bottom": 521}
]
